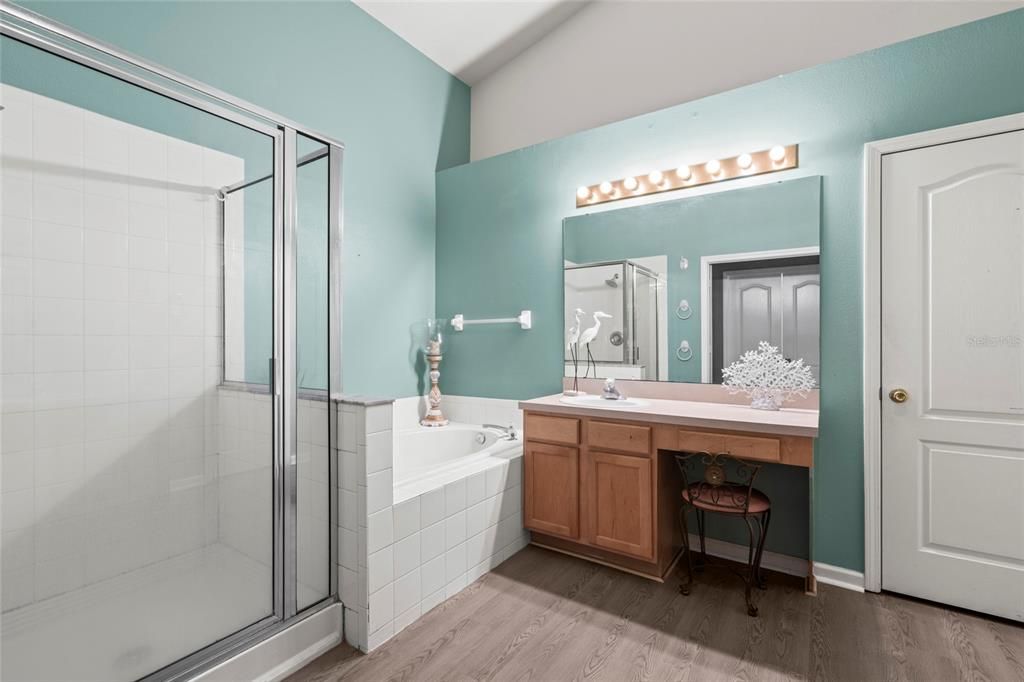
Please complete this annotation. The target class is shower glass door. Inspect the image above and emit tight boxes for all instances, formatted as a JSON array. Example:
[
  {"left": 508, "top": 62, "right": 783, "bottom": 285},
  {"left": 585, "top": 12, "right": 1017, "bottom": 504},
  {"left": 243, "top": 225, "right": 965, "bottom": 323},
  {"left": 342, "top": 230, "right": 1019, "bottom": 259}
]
[
  {"left": 293, "top": 133, "right": 335, "bottom": 611},
  {"left": 0, "top": 10, "right": 337, "bottom": 679}
]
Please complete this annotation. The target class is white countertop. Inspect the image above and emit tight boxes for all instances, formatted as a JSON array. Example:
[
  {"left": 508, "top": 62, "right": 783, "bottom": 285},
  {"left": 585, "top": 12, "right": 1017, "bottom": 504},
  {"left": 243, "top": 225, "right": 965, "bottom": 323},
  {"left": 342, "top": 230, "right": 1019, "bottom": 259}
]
[{"left": 519, "top": 393, "right": 819, "bottom": 438}]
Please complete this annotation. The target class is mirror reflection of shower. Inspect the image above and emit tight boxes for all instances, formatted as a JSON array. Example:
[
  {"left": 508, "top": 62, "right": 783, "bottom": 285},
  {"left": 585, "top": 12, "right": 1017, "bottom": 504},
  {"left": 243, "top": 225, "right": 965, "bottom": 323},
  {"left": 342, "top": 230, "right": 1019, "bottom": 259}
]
[{"left": 564, "top": 258, "right": 668, "bottom": 381}]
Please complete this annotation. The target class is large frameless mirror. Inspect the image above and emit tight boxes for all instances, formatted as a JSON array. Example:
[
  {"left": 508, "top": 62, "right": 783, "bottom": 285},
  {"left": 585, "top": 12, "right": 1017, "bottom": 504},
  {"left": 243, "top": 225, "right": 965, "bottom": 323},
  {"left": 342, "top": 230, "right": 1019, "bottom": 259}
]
[{"left": 562, "top": 176, "right": 821, "bottom": 386}]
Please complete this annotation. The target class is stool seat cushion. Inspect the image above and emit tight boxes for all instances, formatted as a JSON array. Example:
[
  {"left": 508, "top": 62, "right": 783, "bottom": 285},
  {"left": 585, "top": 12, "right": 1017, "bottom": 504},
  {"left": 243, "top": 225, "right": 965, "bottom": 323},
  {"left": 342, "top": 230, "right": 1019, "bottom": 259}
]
[{"left": 682, "top": 484, "right": 771, "bottom": 514}]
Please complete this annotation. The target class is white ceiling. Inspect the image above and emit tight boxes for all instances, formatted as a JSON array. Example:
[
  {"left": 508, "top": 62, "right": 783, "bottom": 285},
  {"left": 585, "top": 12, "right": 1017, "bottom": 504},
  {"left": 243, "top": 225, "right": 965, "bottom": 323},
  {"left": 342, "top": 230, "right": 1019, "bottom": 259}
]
[
  {"left": 356, "top": 0, "right": 1023, "bottom": 159},
  {"left": 353, "top": 0, "right": 588, "bottom": 84}
]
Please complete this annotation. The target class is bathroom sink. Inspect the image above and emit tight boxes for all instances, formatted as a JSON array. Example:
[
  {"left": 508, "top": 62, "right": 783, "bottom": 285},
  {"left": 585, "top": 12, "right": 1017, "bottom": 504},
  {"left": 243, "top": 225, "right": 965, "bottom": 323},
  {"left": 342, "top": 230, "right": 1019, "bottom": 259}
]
[{"left": 559, "top": 395, "right": 648, "bottom": 409}]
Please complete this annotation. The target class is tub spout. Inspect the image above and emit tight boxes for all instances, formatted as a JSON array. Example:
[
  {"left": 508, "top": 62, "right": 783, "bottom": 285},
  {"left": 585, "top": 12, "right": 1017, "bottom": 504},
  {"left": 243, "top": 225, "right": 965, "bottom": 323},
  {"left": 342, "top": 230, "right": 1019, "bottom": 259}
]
[{"left": 483, "top": 424, "right": 518, "bottom": 440}]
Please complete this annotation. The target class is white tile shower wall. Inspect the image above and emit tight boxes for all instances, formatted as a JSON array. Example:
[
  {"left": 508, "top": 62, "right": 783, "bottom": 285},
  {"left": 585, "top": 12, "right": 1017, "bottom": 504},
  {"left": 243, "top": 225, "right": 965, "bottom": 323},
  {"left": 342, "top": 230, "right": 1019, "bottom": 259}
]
[
  {"left": 340, "top": 395, "right": 529, "bottom": 653},
  {"left": 0, "top": 84, "right": 243, "bottom": 612},
  {"left": 297, "top": 395, "right": 331, "bottom": 601},
  {"left": 215, "top": 387, "right": 273, "bottom": 569},
  {"left": 215, "top": 389, "right": 330, "bottom": 602}
]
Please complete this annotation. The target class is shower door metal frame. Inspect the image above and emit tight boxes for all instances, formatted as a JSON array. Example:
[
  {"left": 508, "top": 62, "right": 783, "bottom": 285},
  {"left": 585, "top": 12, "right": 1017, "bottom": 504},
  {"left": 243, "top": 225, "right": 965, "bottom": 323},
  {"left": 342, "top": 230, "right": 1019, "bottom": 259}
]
[
  {"left": 564, "top": 259, "right": 662, "bottom": 373},
  {"left": 0, "top": 3, "right": 343, "bottom": 681}
]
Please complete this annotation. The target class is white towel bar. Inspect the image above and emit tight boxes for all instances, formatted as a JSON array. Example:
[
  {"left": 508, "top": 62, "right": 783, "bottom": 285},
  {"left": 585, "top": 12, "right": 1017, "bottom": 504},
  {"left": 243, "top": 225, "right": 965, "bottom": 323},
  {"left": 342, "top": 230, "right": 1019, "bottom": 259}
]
[{"left": 451, "top": 310, "right": 532, "bottom": 331}]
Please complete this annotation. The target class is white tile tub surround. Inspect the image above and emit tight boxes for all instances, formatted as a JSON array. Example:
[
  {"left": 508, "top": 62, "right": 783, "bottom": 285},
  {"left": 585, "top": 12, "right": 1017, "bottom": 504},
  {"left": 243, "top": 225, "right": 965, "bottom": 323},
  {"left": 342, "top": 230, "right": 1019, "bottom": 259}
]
[
  {"left": 0, "top": 84, "right": 243, "bottom": 613},
  {"left": 338, "top": 395, "right": 529, "bottom": 653}
]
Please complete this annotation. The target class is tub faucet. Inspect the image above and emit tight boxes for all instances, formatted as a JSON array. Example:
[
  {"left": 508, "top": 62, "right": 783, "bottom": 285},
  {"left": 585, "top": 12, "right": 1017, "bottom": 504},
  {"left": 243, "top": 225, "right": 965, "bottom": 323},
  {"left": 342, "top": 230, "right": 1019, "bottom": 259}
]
[{"left": 483, "top": 424, "right": 518, "bottom": 440}]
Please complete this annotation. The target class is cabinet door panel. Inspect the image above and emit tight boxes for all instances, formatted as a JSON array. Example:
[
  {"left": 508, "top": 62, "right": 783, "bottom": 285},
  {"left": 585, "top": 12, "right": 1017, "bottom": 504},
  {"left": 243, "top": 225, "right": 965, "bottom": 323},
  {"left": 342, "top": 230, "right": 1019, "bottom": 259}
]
[
  {"left": 524, "top": 442, "right": 579, "bottom": 539},
  {"left": 584, "top": 450, "right": 654, "bottom": 560}
]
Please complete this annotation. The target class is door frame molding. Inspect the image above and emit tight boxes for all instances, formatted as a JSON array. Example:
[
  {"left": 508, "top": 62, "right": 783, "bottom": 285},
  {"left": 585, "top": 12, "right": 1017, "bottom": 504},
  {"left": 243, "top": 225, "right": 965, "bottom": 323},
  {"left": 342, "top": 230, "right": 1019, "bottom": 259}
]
[
  {"left": 699, "top": 246, "right": 820, "bottom": 383},
  {"left": 861, "top": 112, "right": 1024, "bottom": 593}
]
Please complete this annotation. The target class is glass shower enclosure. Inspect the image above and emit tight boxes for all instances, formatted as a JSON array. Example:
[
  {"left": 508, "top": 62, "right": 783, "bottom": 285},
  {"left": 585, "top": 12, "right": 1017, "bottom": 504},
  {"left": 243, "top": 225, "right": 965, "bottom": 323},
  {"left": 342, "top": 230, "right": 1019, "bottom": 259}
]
[
  {"left": 0, "top": 5, "right": 341, "bottom": 680},
  {"left": 564, "top": 260, "right": 663, "bottom": 380}
]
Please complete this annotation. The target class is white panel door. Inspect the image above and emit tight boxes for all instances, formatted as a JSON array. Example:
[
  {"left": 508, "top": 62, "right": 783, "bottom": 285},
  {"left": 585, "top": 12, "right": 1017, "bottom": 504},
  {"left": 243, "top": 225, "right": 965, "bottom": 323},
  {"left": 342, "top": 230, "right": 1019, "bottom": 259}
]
[
  {"left": 782, "top": 268, "right": 821, "bottom": 382},
  {"left": 723, "top": 270, "right": 781, "bottom": 363},
  {"left": 881, "top": 129, "right": 1024, "bottom": 621}
]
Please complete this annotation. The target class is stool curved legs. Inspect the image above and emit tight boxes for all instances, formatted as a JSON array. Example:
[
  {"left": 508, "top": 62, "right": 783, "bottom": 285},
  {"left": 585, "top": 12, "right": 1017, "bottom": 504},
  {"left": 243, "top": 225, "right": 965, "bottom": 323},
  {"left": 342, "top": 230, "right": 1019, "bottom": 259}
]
[
  {"left": 678, "top": 505, "right": 693, "bottom": 596},
  {"left": 695, "top": 508, "right": 707, "bottom": 572},
  {"left": 754, "top": 510, "right": 771, "bottom": 590},
  {"left": 743, "top": 515, "right": 759, "bottom": 616}
]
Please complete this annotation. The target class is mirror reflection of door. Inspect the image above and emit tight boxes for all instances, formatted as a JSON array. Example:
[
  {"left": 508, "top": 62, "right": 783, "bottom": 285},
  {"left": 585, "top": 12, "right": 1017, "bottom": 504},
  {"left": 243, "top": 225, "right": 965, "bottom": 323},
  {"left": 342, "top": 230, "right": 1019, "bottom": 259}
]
[{"left": 712, "top": 257, "right": 820, "bottom": 383}]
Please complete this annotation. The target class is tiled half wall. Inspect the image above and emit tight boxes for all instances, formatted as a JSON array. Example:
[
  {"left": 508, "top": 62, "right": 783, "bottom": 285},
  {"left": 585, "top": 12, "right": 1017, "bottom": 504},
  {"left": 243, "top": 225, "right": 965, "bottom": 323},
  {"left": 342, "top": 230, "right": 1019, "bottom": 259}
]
[{"left": 336, "top": 395, "right": 529, "bottom": 652}]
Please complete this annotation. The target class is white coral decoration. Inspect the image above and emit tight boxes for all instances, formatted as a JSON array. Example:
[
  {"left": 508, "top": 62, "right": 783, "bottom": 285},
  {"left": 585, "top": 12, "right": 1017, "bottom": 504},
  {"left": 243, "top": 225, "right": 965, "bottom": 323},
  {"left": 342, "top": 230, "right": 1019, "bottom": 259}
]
[{"left": 721, "top": 341, "right": 816, "bottom": 410}]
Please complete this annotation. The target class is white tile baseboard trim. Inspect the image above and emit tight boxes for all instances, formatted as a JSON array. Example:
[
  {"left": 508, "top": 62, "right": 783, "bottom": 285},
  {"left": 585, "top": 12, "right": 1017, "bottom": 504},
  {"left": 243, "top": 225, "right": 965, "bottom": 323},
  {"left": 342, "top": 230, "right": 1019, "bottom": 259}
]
[
  {"left": 685, "top": 534, "right": 865, "bottom": 593},
  {"left": 194, "top": 603, "right": 342, "bottom": 682},
  {"left": 812, "top": 562, "right": 865, "bottom": 593}
]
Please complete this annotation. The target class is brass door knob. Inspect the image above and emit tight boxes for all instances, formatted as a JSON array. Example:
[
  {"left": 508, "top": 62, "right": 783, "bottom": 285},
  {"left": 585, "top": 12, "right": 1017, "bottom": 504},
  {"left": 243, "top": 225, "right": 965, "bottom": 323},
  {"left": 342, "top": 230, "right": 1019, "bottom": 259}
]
[{"left": 889, "top": 388, "right": 909, "bottom": 403}]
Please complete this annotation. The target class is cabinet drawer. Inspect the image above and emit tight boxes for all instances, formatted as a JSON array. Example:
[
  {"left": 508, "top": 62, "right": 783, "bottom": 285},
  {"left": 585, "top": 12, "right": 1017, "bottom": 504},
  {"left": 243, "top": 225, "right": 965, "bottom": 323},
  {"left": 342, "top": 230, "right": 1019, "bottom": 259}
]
[
  {"left": 677, "top": 429, "right": 780, "bottom": 462},
  {"left": 587, "top": 421, "right": 651, "bottom": 455},
  {"left": 526, "top": 413, "right": 580, "bottom": 445}
]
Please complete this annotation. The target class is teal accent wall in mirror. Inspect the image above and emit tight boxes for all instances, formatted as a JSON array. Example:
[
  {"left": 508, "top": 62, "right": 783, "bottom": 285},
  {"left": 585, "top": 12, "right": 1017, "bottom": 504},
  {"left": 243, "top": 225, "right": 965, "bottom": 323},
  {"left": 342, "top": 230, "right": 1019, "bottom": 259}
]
[{"left": 564, "top": 176, "right": 820, "bottom": 385}]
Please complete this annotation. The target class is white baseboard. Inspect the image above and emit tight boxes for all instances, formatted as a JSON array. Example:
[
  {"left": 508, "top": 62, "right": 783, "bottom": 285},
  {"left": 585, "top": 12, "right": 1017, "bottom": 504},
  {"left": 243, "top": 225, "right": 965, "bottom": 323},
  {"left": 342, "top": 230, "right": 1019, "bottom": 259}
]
[
  {"left": 812, "top": 562, "right": 866, "bottom": 593},
  {"left": 687, "top": 533, "right": 808, "bottom": 578},
  {"left": 194, "top": 603, "right": 343, "bottom": 682},
  {"left": 686, "top": 534, "right": 865, "bottom": 593}
]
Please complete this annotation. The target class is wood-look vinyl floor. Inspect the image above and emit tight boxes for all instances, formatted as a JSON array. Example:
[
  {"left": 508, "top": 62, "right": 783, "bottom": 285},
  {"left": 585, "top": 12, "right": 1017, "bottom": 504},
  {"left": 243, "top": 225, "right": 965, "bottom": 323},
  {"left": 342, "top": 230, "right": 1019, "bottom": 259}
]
[{"left": 288, "top": 545, "right": 1024, "bottom": 682}]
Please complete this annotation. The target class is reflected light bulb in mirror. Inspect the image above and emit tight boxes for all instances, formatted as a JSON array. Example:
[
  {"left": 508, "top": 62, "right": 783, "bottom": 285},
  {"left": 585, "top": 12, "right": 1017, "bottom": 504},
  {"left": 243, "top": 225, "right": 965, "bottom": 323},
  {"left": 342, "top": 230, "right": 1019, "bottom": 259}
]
[
  {"left": 705, "top": 159, "right": 721, "bottom": 176},
  {"left": 769, "top": 145, "right": 787, "bottom": 162},
  {"left": 599, "top": 181, "right": 613, "bottom": 195},
  {"left": 676, "top": 165, "right": 692, "bottom": 181},
  {"left": 648, "top": 170, "right": 664, "bottom": 186},
  {"left": 576, "top": 186, "right": 591, "bottom": 200},
  {"left": 737, "top": 153, "right": 753, "bottom": 169},
  {"left": 623, "top": 176, "right": 639, "bottom": 191}
]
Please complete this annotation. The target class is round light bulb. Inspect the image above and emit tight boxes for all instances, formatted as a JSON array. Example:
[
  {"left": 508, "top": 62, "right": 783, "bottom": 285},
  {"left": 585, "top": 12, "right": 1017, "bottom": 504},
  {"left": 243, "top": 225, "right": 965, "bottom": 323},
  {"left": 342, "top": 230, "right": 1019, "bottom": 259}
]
[
  {"left": 769, "top": 145, "right": 787, "bottom": 162},
  {"left": 623, "top": 176, "right": 639, "bottom": 191},
  {"left": 705, "top": 159, "right": 722, "bottom": 176},
  {"left": 599, "top": 181, "right": 614, "bottom": 195},
  {"left": 737, "top": 153, "right": 753, "bottom": 169},
  {"left": 676, "top": 165, "right": 692, "bottom": 181},
  {"left": 576, "top": 186, "right": 591, "bottom": 200},
  {"left": 648, "top": 170, "right": 664, "bottom": 186}
]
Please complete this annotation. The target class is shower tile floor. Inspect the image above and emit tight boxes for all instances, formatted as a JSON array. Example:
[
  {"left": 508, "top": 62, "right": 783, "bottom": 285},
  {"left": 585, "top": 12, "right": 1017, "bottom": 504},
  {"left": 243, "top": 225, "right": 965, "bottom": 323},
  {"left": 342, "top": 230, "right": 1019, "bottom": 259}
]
[{"left": 0, "top": 544, "right": 297, "bottom": 682}]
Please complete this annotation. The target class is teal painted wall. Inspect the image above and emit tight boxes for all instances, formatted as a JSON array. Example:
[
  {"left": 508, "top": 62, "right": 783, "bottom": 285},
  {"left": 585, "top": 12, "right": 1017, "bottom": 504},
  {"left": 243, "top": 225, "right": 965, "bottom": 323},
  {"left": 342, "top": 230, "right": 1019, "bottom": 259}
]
[
  {"left": 436, "top": 10, "right": 1024, "bottom": 571},
  {"left": 565, "top": 176, "right": 820, "bottom": 383},
  {"left": 19, "top": 0, "right": 471, "bottom": 397}
]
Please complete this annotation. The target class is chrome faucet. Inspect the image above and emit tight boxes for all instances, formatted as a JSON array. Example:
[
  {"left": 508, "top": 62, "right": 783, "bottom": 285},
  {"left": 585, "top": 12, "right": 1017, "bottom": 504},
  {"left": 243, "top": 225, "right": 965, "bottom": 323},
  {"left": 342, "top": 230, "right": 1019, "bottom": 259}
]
[
  {"left": 602, "top": 378, "right": 624, "bottom": 400},
  {"left": 483, "top": 424, "right": 518, "bottom": 440}
]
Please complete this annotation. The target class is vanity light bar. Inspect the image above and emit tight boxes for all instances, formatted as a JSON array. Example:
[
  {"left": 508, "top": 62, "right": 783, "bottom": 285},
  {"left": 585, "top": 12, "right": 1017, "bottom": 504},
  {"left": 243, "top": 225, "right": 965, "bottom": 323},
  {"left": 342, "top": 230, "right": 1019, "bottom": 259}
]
[{"left": 575, "top": 144, "right": 799, "bottom": 208}]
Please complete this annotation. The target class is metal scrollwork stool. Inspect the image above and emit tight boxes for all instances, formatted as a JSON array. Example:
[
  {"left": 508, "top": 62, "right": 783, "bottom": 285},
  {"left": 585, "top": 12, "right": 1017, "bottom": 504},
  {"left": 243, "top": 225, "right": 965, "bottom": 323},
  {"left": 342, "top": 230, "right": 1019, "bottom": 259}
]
[{"left": 674, "top": 452, "right": 772, "bottom": 616}]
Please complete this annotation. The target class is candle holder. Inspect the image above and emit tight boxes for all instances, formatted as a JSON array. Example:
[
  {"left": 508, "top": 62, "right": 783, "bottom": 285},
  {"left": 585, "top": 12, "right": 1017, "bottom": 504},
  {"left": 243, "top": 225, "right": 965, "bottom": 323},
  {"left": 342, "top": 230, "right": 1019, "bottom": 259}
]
[{"left": 421, "top": 318, "right": 449, "bottom": 427}]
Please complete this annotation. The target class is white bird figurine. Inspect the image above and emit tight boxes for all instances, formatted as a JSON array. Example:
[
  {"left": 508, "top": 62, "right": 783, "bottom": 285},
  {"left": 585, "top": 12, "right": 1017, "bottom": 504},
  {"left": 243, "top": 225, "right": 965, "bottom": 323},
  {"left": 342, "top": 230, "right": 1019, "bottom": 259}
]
[
  {"left": 566, "top": 308, "right": 584, "bottom": 350},
  {"left": 579, "top": 311, "right": 611, "bottom": 378},
  {"left": 566, "top": 308, "right": 584, "bottom": 393}
]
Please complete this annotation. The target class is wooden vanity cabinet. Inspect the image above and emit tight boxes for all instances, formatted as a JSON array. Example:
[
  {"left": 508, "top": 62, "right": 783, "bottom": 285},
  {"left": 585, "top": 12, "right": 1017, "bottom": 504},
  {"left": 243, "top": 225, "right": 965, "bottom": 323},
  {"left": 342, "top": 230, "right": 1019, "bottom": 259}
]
[
  {"left": 523, "top": 441, "right": 579, "bottom": 539},
  {"left": 521, "top": 394, "right": 818, "bottom": 587},
  {"left": 582, "top": 449, "right": 654, "bottom": 560},
  {"left": 523, "top": 411, "right": 682, "bottom": 580}
]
